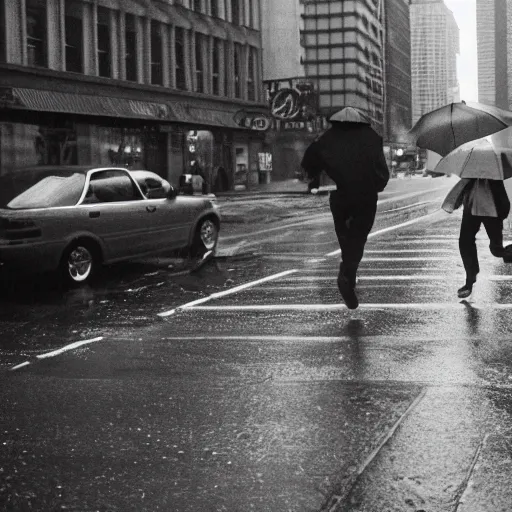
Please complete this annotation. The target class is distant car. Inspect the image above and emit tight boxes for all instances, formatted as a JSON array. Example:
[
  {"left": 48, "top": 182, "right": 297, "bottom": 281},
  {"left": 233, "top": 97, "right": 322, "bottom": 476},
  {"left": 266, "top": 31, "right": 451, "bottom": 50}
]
[{"left": 0, "top": 166, "right": 220, "bottom": 284}]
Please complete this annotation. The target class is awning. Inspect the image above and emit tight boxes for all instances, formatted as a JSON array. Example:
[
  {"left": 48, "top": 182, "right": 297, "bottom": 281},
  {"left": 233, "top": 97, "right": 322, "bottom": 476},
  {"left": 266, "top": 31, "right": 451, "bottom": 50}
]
[
  {"left": 12, "top": 87, "right": 177, "bottom": 121},
  {"left": 8, "top": 87, "right": 264, "bottom": 130}
]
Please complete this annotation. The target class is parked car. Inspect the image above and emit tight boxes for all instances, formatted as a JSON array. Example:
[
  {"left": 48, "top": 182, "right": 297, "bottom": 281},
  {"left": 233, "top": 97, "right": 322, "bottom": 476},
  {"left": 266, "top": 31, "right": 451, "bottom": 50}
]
[{"left": 0, "top": 166, "right": 220, "bottom": 285}]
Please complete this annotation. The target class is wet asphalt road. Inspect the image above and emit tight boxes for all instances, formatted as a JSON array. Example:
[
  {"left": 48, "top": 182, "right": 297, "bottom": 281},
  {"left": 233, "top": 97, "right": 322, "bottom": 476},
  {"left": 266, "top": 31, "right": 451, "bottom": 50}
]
[{"left": 1, "top": 178, "right": 512, "bottom": 511}]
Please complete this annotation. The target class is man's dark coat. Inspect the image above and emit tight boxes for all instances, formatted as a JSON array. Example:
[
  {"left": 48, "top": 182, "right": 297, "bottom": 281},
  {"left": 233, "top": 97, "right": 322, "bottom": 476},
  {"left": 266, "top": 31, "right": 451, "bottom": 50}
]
[{"left": 301, "top": 122, "right": 389, "bottom": 199}]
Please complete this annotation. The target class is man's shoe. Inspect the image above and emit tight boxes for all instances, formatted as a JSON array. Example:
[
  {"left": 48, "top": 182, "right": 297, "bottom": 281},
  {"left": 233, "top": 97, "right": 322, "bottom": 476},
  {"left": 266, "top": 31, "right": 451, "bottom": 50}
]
[
  {"left": 337, "top": 275, "right": 359, "bottom": 309},
  {"left": 457, "top": 283, "right": 473, "bottom": 299}
]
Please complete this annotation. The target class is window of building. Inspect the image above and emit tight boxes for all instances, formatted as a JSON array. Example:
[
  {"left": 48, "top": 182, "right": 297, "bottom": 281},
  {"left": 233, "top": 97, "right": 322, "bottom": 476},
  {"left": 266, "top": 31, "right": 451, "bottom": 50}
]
[
  {"left": 151, "top": 20, "right": 163, "bottom": 85},
  {"left": 212, "top": 38, "right": 221, "bottom": 95},
  {"left": 175, "top": 27, "right": 186, "bottom": 90},
  {"left": 234, "top": 43, "right": 242, "bottom": 98},
  {"left": 247, "top": 47, "right": 257, "bottom": 101},
  {"left": 195, "top": 33, "right": 206, "bottom": 93},
  {"left": 0, "top": 0, "right": 4, "bottom": 62},
  {"left": 211, "top": 0, "right": 219, "bottom": 17},
  {"left": 231, "top": 0, "right": 240, "bottom": 25},
  {"left": 125, "top": 14, "right": 137, "bottom": 82},
  {"left": 247, "top": 0, "right": 254, "bottom": 27},
  {"left": 97, "top": 7, "right": 111, "bottom": 77},
  {"left": 65, "top": 2, "right": 83, "bottom": 73},
  {"left": 26, "top": 0, "right": 47, "bottom": 67},
  {"left": 193, "top": 0, "right": 202, "bottom": 12}
]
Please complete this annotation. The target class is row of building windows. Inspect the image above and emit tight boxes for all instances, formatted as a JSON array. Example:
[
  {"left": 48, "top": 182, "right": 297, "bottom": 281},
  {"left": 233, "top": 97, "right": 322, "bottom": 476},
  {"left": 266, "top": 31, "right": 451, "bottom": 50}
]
[
  {"left": 22, "top": 0, "right": 259, "bottom": 101},
  {"left": 305, "top": 46, "right": 381, "bottom": 67},
  {"left": 179, "top": 0, "right": 258, "bottom": 28}
]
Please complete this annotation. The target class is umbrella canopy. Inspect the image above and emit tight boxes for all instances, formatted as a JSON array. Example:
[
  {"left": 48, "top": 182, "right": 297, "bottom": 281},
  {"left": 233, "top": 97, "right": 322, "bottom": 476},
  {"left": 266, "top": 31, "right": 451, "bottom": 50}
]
[
  {"left": 409, "top": 101, "right": 512, "bottom": 156},
  {"left": 434, "top": 127, "right": 512, "bottom": 180},
  {"left": 329, "top": 107, "right": 371, "bottom": 124}
]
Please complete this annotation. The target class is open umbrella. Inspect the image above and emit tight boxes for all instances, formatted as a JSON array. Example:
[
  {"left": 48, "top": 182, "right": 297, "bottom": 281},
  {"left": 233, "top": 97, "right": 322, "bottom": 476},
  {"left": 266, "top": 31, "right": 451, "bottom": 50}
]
[
  {"left": 409, "top": 101, "right": 512, "bottom": 156},
  {"left": 434, "top": 126, "right": 512, "bottom": 180}
]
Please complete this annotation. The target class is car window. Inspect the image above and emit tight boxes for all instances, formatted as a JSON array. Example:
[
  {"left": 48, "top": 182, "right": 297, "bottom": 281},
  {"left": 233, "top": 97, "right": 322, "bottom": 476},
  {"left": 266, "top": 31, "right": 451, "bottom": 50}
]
[
  {"left": 1, "top": 172, "right": 86, "bottom": 210},
  {"left": 84, "top": 170, "right": 143, "bottom": 203}
]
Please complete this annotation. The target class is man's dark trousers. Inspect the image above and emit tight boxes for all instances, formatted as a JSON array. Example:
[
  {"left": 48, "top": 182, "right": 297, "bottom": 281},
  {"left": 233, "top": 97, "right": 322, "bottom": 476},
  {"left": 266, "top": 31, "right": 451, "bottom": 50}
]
[
  {"left": 330, "top": 190, "right": 378, "bottom": 287},
  {"left": 459, "top": 207, "right": 504, "bottom": 283}
]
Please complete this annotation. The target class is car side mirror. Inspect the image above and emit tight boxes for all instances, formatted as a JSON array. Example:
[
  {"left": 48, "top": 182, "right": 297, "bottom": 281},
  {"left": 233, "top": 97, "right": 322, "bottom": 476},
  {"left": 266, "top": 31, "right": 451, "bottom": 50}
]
[{"left": 167, "top": 186, "right": 178, "bottom": 199}]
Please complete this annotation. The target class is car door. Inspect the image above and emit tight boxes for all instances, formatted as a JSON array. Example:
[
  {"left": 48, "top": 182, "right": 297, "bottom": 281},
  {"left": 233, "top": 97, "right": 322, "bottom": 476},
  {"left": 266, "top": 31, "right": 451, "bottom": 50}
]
[
  {"left": 78, "top": 169, "right": 160, "bottom": 261},
  {"left": 140, "top": 175, "right": 193, "bottom": 251}
]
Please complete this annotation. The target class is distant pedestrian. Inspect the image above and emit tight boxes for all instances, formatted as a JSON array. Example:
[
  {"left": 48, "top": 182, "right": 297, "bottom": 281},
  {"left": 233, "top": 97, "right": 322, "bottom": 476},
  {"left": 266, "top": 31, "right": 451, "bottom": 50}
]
[
  {"left": 443, "top": 177, "right": 510, "bottom": 298},
  {"left": 301, "top": 107, "right": 390, "bottom": 309}
]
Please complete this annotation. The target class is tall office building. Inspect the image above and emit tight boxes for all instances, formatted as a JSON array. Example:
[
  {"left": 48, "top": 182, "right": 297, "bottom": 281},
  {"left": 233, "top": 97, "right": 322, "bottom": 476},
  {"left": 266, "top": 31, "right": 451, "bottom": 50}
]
[
  {"left": 410, "top": 0, "right": 460, "bottom": 125},
  {"left": 260, "top": 0, "right": 304, "bottom": 81},
  {"left": 383, "top": 0, "right": 412, "bottom": 142},
  {"left": 476, "top": 0, "right": 512, "bottom": 109},
  {"left": 301, "top": 0, "right": 385, "bottom": 131}
]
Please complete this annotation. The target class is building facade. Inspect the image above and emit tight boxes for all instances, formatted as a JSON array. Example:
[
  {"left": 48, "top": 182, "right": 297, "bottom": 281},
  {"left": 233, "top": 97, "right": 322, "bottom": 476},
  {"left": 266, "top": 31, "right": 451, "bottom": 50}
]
[
  {"left": 0, "top": 0, "right": 268, "bottom": 191},
  {"left": 300, "top": 0, "right": 385, "bottom": 131},
  {"left": 477, "top": 0, "right": 512, "bottom": 110},
  {"left": 260, "top": 0, "right": 304, "bottom": 81},
  {"left": 410, "top": 0, "right": 460, "bottom": 125},
  {"left": 383, "top": 0, "right": 412, "bottom": 143}
]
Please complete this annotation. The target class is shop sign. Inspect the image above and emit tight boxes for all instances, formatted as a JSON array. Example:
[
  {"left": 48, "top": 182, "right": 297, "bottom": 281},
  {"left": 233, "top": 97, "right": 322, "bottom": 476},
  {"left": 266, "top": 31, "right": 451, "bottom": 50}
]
[
  {"left": 233, "top": 110, "right": 272, "bottom": 131},
  {"left": 265, "top": 79, "right": 318, "bottom": 121},
  {"left": 258, "top": 152, "right": 272, "bottom": 171},
  {"left": 0, "top": 87, "right": 22, "bottom": 108}
]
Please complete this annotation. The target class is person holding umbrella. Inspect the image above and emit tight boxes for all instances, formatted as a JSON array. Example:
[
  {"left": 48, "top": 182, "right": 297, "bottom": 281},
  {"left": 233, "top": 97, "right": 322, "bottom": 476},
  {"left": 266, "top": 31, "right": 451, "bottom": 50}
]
[
  {"left": 301, "top": 107, "right": 389, "bottom": 309},
  {"left": 439, "top": 130, "right": 512, "bottom": 298}
]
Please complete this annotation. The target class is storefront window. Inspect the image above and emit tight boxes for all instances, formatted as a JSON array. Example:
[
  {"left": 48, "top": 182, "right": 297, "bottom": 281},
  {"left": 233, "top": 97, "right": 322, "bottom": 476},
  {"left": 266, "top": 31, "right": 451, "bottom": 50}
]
[
  {"left": 0, "top": 123, "right": 77, "bottom": 172},
  {"left": 26, "top": 0, "right": 47, "bottom": 67},
  {"left": 99, "top": 127, "right": 144, "bottom": 170},
  {"left": 186, "top": 130, "right": 213, "bottom": 190},
  {"left": 65, "top": 1, "right": 83, "bottom": 73}
]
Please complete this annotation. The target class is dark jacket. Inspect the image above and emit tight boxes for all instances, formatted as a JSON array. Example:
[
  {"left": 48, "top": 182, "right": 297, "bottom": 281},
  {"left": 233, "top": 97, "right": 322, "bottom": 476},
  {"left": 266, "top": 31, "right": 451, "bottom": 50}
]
[{"left": 301, "top": 122, "right": 390, "bottom": 199}]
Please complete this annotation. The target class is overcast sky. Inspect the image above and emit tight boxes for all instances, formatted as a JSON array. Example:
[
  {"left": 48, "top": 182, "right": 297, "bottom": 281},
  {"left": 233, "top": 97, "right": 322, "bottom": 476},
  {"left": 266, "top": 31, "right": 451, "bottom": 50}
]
[{"left": 444, "top": 0, "right": 478, "bottom": 102}]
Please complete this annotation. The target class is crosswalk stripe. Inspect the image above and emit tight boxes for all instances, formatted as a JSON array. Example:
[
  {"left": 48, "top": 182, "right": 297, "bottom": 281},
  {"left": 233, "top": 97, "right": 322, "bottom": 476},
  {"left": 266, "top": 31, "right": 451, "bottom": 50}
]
[{"left": 182, "top": 303, "right": 512, "bottom": 311}]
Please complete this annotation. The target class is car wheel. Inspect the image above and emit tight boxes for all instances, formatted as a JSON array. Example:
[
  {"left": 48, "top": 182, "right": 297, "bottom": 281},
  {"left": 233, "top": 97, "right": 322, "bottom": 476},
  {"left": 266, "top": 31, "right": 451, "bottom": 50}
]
[
  {"left": 190, "top": 218, "right": 219, "bottom": 258},
  {"left": 61, "top": 241, "right": 98, "bottom": 285}
]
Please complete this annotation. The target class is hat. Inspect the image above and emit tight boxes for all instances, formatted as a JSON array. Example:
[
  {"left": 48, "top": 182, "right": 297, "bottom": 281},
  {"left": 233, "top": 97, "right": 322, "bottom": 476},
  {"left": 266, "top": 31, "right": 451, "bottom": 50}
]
[{"left": 329, "top": 107, "right": 371, "bottom": 124}]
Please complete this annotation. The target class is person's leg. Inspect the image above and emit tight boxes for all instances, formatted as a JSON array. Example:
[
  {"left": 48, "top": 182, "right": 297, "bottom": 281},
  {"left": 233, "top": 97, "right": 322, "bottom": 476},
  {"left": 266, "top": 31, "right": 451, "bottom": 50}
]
[
  {"left": 341, "top": 199, "right": 378, "bottom": 288},
  {"left": 458, "top": 209, "right": 481, "bottom": 297},
  {"left": 329, "top": 191, "right": 360, "bottom": 309},
  {"left": 482, "top": 217, "right": 505, "bottom": 256}
]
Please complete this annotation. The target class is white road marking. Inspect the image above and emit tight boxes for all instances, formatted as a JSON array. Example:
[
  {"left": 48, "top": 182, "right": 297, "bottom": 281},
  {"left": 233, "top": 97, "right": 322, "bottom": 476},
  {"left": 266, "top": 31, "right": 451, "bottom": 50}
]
[
  {"left": 10, "top": 336, "right": 104, "bottom": 371},
  {"left": 360, "top": 257, "right": 452, "bottom": 261},
  {"left": 10, "top": 361, "right": 31, "bottom": 371},
  {"left": 183, "top": 303, "right": 512, "bottom": 311},
  {"left": 157, "top": 269, "right": 299, "bottom": 317},
  {"left": 159, "top": 335, "right": 353, "bottom": 343},
  {"left": 280, "top": 275, "right": 512, "bottom": 282},
  {"left": 364, "top": 249, "right": 457, "bottom": 254},
  {"left": 325, "top": 212, "right": 442, "bottom": 256}
]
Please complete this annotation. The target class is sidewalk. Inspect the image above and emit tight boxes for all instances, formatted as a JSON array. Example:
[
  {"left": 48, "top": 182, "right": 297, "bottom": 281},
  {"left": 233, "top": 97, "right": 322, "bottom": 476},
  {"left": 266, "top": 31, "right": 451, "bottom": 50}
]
[{"left": 215, "top": 179, "right": 333, "bottom": 198}]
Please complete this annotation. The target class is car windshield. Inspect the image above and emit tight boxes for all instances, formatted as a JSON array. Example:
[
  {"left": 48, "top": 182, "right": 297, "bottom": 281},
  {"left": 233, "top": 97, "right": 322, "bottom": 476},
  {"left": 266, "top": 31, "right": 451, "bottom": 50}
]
[{"left": 0, "top": 171, "right": 86, "bottom": 210}]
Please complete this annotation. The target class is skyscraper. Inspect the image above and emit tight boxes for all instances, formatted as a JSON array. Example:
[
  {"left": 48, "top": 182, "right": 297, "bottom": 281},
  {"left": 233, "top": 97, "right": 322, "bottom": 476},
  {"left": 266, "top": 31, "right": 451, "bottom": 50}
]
[
  {"left": 301, "top": 0, "right": 385, "bottom": 131},
  {"left": 410, "top": 0, "right": 460, "bottom": 124},
  {"left": 476, "top": 0, "right": 512, "bottom": 109},
  {"left": 383, "top": 0, "right": 413, "bottom": 141}
]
